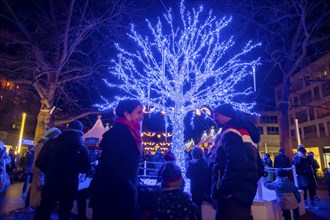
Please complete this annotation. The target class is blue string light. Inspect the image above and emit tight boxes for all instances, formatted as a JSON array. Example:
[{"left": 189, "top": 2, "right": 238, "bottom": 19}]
[{"left": 95, "top": 0, "right": 261, "bottom": 179}]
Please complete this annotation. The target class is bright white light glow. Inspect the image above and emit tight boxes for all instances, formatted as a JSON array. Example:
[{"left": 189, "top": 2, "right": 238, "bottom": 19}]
[{"left": 96, "top": 0, "right": 261, "bottom": 180}]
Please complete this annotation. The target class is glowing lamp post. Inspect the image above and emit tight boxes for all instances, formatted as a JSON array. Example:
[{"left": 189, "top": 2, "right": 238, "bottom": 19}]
[{"left": 17, "top": 112, "right": 27, "bottom": 153}]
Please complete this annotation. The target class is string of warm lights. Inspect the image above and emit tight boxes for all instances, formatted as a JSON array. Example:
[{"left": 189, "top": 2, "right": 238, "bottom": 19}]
[{"left": 96, "top": 0, "right": 261, "bottom": 175}]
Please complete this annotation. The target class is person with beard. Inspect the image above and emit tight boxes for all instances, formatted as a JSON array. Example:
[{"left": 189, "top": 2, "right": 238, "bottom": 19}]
[
  {"left": 211, "top": 104, "right": 264, "bottom": 220},
  {"left": 89, "top": 99, "right": 144, "bottom": 220}
]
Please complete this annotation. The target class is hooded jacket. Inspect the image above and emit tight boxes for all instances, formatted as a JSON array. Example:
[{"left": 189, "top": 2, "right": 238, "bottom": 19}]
[
  {"left": 263, "top": 176, "right": 301, "bottom": 210},
  {"left": 212, "top": 118, "right": 264, "bottom": 207},
  {"left": 36, "top": 129, "right": 90, "bottom": 195}
]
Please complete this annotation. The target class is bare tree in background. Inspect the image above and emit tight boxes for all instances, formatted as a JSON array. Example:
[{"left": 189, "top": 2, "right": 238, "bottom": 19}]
[
  {"left": 0, "top": 0, "right": 148, "bottom": 142},
  {"left": 213, "top": 0, "right": 330, "bottom": 158}
]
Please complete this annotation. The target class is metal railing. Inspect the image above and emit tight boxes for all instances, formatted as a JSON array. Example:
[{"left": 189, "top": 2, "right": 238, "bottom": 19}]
[{"left": 255, "top": 165, "right": 298, "bottom": 201}]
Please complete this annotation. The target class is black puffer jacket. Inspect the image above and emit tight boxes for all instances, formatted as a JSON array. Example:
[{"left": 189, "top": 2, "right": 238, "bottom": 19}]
[
  {"left": 211, "top": 119, "right": 264, "bottom": 207},
  {"left": 274, "top": 154, "right": 291, "bottom": 168},
  {"left": 36, "top": 129, "right": 90, "bottom": 196},
  {"left": 186, "top": 157, "right": 209, "bottom": 206},
  {"left": 293, "top": 156, "right": 317, "bottom": 188}
]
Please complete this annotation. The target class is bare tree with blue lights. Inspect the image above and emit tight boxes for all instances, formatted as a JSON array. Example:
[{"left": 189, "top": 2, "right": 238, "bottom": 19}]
[{"left": 97, "top": 1, "right": 261, "bottom": 170}]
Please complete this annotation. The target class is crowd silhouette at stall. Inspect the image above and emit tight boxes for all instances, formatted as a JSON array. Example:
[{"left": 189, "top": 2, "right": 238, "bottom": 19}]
[{"left": 1, "top": 100, "right": 329, "bottom": 220}]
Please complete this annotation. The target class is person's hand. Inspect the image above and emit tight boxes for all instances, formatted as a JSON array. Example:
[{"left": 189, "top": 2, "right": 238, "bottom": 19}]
[{"left": 222, "top": 194, "right": 232, "bottom": 199}]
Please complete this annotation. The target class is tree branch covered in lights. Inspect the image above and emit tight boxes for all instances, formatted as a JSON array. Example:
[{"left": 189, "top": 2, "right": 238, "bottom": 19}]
[{"left": 97, "top": 0, "right": 261, "bottom": 170}]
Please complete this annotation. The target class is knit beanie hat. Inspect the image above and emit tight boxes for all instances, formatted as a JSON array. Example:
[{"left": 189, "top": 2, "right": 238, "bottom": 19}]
[
  {"left": 161, "top": 162, "right": 183, "bottom": 188},
  {"left": 44, "top": 127, "right": 61, "bottom": 139},
  {"left": 298, "top": 146, "right": 306, "bottom": 153},
  {"left": 68, "top": 120, "right": 83, "bottom": 131},
  {"left": 297, "top": 144, "right": 304, "bottom": 149},
  {"left": 213, "top": 104, "right": 237, "bottom": 119},
  {"left": 191, "top": 146, "right": 203, "bottom": 159},
  {"left": 164, "top": 151, "right": 176, "bottom": 162}
]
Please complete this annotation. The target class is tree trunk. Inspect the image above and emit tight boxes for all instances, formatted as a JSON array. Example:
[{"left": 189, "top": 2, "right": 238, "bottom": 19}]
[
  {"left": 34, "top": 107, "right": 52, "bottom": 145},
  {"left": 170, "top": 113, "right": 186, "bottom": 172},
  {"left": 278, "top": 76, "right": 294, "bottom": 160}
]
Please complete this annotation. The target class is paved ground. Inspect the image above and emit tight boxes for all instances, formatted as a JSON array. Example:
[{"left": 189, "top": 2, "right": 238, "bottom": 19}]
[{"left": 1, "top": 181, "right": 330, "bottom": 220}]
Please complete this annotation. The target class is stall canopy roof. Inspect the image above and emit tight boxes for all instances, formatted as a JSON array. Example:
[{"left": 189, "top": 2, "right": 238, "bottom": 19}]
[{"left": 83, "top": 115, "right": 108, "bottom": 141}]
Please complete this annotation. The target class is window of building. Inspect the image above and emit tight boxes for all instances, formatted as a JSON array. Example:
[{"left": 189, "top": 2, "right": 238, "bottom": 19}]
[
  {"left": 292, "top": 81, "right": 304, "bottom": 92},
  {"left": 290, "top": 115, "right": 294, "bottom": 125},
  {"left": 300, "top": 90, "right": 312, "bottom": 105},
  {"left": 304, "top": 75, "right": 310, "bottom": 87},
  {"left": 303, "top": 125, "right": 317, "bottom": 139},
  {"left": 313, "top": 69, "right": 328, "bottom": 80},
  {"left": 293, "top": 96, "right": 299, "bottom": 106},
  {"left": 296, "top": 111, "right": 308, "bottom": 123},
  {"left": 316, "top": 101, "right": 330, "bottom": 118},
  {"left": 258, "top": 127, "right": 264, "bottom": 135},
  {"left": 260, "top": 115, "right": 278, "bottom": 124},
  {"left": 319, "top": 123, "right": 326, "bottom": 137},
  {"left": 321, "top": 82, "right": 330, "bottom": 97},
  {"left": 309, "top": 108, "right": 315, "bottom": 121},
  {"left": 314, "top": 86, "right": 320, "bottom": 100},
  {"left": 267, "top": 127, "right": 279, "bottom": 135},
  {"left": 291, "top": 129, "right": 295, "bottom": 138}
]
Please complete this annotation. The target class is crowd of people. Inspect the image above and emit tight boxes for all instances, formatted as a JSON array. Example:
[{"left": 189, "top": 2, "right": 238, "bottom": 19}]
[
  {"left": 260, "top": 144, "right": 322, "bottom": 211},
  {"left": 0, "top": 100, "right": 329, "bottom": 220}
]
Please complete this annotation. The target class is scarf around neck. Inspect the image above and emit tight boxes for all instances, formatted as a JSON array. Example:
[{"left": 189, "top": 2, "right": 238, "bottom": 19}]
[{"left": 115, "top": 117, "right": 142, "bottom": 153}]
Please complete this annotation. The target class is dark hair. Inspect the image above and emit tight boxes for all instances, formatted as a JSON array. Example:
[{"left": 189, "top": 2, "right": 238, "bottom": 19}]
[
  {"left": 68, "top": 120, "right": 83, "bottom": 131},
  {"left": 115, "top": 99, "right": 142, "bottom": 117}
]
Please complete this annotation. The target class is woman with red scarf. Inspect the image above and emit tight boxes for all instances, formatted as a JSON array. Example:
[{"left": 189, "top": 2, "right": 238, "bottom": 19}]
[{"left": 90, "top": 99, "right": 144, "bottom": 220}]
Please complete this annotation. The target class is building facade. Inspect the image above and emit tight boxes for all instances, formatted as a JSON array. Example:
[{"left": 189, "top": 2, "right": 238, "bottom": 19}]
[
  {"left": 275, "top": 53, "right": 330, "bottom": 170},
  {"left": 254, "top": 112, "right": 281, "bottom": 160}
]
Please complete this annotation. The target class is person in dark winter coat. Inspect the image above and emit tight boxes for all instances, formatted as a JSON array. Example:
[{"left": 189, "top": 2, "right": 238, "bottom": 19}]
[
  {"left": 293, "top": 146, "right": 318, "bottom": 208},
  {"left": 22, "top": 145, "right": 34, "bottom": 201},
  {"left": 90, "top": 99, "right": 144, "bottom": 220},
  {"left": 152, "top": 161, "right": 196, "bottom": 220},
  {"left": 35, "top": 120, "right": 91, "bottom": 220},
  {"left": 0, "top": 141, "right": 11, "bottom": 193},
  {"left": 211, "top": 103, "right": 264, "bottom": 220},
  {"left": 30, "top": 127, "right": 61, "bottom": 209},
  {"left": 262, "top": 153, "right": 273, "bottom": 167},
  {"left": 326, "top": 162, "right": 330, "bottom": 197},
  {"left": 274, "top": 148, "right": 291, "bottom": 168},
  {"left": 186, "top": 146, "right": 209, "bottom": 218},
  {"left": 308, "top": 151, "right": 320, "bottom": 201},
  {"left": 157, "top": 149, "right": 176, "bottom": 182},
  {"left": 263, "top": 169, "right": 301, "bottom": 220}
]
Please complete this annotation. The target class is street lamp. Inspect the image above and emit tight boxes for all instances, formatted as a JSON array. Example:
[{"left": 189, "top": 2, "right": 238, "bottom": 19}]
[{"left": 17, "top": 112, "right": 27, "bottom": 153}]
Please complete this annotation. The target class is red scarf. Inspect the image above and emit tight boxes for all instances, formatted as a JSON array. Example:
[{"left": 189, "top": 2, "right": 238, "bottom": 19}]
[{"left": 115, "top": 117, "right": 142, "bottom": 152}]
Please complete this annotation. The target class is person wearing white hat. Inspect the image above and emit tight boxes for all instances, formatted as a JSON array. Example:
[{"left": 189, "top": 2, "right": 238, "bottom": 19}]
[{"left": 29, "top": 127, "right": 61, "bottom": 209}]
